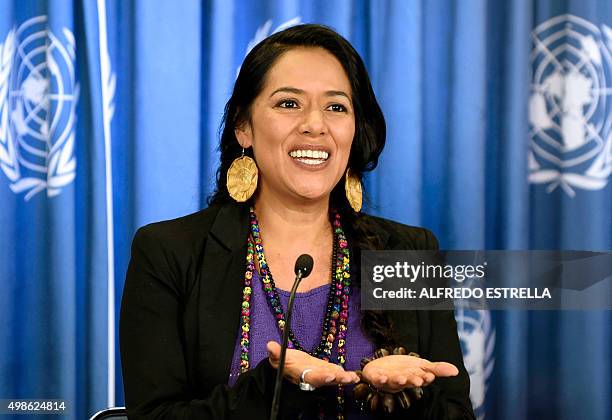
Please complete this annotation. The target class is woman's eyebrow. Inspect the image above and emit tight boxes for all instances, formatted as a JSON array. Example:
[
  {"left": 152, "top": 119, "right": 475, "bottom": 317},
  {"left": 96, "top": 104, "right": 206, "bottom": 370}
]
[
  {"left": 325, "top": 90, "right": 351, "bottom": 101},
  {"left": 269, "top": 87, "right": 304, "bottom": 97},
  {"left": 269, "top": 87, "right": 350, "bottom": 101}
]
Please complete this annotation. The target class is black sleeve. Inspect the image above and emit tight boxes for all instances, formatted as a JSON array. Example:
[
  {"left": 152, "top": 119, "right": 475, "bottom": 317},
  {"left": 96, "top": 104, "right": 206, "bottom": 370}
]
[
  {"left": 119, "top": 227, "right": 324, "bottom": 419},
  {"left": 412, "top": 310, "right": 475, "bottom": 420},
  {"left": 413, "top": 228, "right": 475, "bottom": 419}
]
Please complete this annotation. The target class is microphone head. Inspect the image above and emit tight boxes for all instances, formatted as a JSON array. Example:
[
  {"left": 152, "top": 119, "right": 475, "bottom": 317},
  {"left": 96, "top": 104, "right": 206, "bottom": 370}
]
[{"left": 294, "top": 254, "right": 314, "bottom": 278}]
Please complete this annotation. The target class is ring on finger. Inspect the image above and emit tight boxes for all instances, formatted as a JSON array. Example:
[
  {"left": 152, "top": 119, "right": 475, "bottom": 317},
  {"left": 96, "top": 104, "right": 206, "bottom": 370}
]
[{"left": 299, "top": 368, "right": 316, "bottom": 391}]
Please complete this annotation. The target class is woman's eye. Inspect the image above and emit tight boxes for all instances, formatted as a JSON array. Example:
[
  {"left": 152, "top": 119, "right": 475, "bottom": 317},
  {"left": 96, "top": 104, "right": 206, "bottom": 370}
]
[
  {"left": 277, "top": 100, "right": 299, "bottom": 108},
  {"left": 328, "top": 104, "right": 347, "bottom": 112}
]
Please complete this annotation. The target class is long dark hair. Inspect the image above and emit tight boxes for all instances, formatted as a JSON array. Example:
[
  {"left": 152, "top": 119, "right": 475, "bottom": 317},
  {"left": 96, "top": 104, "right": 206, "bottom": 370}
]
[{"left": 209, "top": 24, "right": 394, "bottom": 347}]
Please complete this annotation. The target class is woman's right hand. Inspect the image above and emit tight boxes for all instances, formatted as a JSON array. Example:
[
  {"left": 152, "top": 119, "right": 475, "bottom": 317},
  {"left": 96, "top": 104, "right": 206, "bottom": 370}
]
[{"left": 267, "top": 341, "right": 360, "bottom": 388}]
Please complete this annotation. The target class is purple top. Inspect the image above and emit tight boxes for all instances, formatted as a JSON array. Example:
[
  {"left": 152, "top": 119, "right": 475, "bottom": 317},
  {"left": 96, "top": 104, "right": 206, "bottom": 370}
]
[{"left": 228, "top": 270, "right": 375, "bottom": 417}]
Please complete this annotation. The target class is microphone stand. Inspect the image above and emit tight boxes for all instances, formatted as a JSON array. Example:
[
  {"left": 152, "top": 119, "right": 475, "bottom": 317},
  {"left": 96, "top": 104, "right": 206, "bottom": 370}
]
[{"left": 270, "top": 255, "right": 313, "bottom": 420}]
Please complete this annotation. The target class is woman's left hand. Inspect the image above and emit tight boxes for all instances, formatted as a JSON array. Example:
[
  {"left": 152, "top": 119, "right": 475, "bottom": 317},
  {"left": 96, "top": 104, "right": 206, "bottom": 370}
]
[{"left": 361, "top": 354, "right": 459, "bottom": 393}]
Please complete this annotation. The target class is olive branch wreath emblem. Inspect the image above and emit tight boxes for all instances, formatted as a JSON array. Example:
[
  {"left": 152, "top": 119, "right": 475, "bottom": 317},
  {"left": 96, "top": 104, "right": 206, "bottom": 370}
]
[{"left": 0, "top": 18, "right": 88, "bottom": 201}]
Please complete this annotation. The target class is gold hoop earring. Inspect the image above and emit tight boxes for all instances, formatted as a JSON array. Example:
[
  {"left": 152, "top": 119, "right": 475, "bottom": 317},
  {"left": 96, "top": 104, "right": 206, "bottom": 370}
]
[
  {"left": 345, "top": 168, "right": 362, "bottom": 212},
  {"left": 227, "top": 149, "right": 258, "bottom": 202}
]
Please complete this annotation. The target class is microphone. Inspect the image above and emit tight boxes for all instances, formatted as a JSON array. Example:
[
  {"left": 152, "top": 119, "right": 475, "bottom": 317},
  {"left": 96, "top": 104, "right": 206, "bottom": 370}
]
[
  {"left": 294, "top": 254, "right": 314, "bottom": 279},
  {"left": 270, "top": 254, "right": 314, "bottom": 420}
]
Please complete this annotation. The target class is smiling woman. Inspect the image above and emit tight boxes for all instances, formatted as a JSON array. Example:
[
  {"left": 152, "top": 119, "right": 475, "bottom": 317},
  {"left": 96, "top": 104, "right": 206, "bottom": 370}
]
[
  {"left": 235, "top": 47, "right": 355, "bottom": 207},
  {"left": 120, "top": 24, "right": 475, "bottom": 419}
]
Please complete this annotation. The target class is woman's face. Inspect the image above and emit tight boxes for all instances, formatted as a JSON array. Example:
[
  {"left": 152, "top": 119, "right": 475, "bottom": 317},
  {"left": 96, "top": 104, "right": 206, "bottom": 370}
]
[{"left": 235, "top": 47, "right": 355, "bottom": 205}]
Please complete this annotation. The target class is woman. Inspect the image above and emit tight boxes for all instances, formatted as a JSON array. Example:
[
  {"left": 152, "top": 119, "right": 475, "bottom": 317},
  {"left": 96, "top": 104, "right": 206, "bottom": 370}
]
[{"left": 120, "top": 24, "right": 474, "bottom": 419}]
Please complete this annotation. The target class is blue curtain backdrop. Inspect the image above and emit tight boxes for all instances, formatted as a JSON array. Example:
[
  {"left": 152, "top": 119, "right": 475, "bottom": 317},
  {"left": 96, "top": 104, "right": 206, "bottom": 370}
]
[{"left": 0, "top": 1, "right": 610, "bottom": 419}]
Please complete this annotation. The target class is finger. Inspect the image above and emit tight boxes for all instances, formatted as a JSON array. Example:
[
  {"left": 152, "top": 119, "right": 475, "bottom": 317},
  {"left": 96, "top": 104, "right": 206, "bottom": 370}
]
[
  {"left": 383, "top": 368, "right": 436, "bottom": 391},
  {"left": 321, "top": 366, "right": 359, "bottom": 385},
  {"left": 335, "top": 370, "right": 361, "bottom": 384},
  {"left": 422, "top": 371, "right": 436, "bottom": 385},
  {"left": 391, "top": 375, "right": 407, "bottom": 387},
  {"left": 411, "top": 357, "right": 458, "bottom": 377},
  {"left": 377, "top": 373, "right": 422, "bottom": 393},
  {"left": 424, "top": 362, "right": 459, "bottom": 377},
  {"left": 349, "top": 371, "right": 361, "bottom": 383},
  {"left": 409, "top": 357, "right": 438, "bottom": 370},
  {"left": 266, "top": 341, "right": 281, "bottom": 359},
  {"left": 370, "top": 369, "right": 388, "bottom": 387},
  {"left": 376, "top": 375, "right": 407, "bottom": 393},
  {"left": 266, "top": 341, "right": 281, "bottom": 368},
  {"left": 394, "top": 368, "right": 427, "bottom": 388},
  {"left": 302, "top": 368, "right": 343, "bottom": 388},
  {"left": 407, "top": 374, "right": 424, "bottom": 387}
]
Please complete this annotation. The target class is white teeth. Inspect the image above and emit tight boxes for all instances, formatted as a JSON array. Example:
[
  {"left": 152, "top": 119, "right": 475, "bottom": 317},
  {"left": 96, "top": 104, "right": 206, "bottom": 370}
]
[
  {"left": 299, "top": 158, "right": 323, "bottom": 165},
  {"left": 289, "top": 150, "right": 329, "bottom": 160}
]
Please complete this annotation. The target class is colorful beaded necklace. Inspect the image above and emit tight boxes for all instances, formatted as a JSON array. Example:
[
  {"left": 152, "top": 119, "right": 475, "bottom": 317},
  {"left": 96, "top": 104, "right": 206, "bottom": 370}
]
[{"left": 238, "top": 207, "right": 352, "bottom": 419}]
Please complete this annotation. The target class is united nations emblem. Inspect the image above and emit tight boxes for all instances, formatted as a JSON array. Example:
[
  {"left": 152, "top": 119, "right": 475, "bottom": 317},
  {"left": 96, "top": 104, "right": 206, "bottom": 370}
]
[
  {"left": 0, "top": 16, "right": 79, "bottom": 201},
  {"left": 456, "top": 309, "right": 495, "bottom": 420},
  {"left": 529, "top": 15, "right": 612, "bottom": 196}
]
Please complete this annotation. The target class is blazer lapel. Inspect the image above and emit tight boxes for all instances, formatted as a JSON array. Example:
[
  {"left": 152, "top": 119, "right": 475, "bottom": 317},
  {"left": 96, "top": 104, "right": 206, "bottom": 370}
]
[{"left": 198, "top": 203, "right": 249, "bottom": 389}]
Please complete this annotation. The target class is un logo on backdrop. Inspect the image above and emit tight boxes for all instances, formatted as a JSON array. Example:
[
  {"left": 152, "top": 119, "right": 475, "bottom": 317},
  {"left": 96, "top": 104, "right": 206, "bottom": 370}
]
[
  {"left": 456, "top": 309, "right": 495, "bottom": 420},
  {"left": 0, "top": 16, "right": 79, "bottom": 201},
  {"left": 529, "top": 15, "right": 612, "bottom": 196}
]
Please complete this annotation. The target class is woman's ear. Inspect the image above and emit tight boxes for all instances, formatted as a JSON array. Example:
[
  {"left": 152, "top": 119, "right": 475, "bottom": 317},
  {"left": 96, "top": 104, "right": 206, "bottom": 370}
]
[{"left": 234, "top": 120, "right": 253, "bottom": 149}]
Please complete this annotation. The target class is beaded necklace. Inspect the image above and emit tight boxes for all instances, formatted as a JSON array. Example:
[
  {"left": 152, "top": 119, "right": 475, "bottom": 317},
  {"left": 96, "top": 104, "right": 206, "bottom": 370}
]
[{"left": 239, "top": 207, "right": 352, "bottom": 419}]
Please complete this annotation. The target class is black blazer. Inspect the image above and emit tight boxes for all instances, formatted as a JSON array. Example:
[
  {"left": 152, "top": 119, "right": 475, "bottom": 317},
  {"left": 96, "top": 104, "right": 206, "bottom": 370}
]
[{"left": 120, "top": 202, "right": 475, "bottom": 419}]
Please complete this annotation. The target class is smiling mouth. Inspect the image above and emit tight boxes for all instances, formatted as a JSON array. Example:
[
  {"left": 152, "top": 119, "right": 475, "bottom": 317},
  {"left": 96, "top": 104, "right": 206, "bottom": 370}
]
[{"left": 288, "top": 149, "right": 329, "bottom": 166}]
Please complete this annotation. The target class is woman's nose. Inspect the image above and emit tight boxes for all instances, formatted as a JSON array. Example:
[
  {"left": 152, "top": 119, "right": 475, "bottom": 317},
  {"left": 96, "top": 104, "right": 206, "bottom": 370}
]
[{"left": 299, "top": 109, "right": 327, "bottom": 136}]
